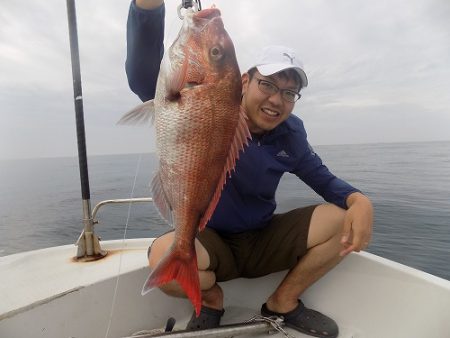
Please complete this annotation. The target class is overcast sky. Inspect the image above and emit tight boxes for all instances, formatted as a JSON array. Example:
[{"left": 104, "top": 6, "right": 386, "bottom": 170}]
[{"left": 1, "top": 0, "right": 449, "bottom": 160}]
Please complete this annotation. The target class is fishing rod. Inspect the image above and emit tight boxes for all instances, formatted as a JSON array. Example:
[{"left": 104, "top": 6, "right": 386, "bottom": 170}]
[
  {"left": 66, "top": 0, "right": 155, "bottom": 260},
  {"left": 66, "top": 0, "right": 105, "bottom": 260},
  {"left": 65, "top": 0, "right": 202, "bottom": 260}
]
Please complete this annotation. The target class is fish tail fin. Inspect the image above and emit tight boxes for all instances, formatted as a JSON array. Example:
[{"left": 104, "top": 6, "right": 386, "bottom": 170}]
[{"left": 142, "top": 246, "right": 202, "bottom": 316}]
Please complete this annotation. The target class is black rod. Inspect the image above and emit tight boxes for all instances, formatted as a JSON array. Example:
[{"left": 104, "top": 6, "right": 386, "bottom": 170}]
[{"left": 66, "top": 0, "right": 90, "bottom": 201}]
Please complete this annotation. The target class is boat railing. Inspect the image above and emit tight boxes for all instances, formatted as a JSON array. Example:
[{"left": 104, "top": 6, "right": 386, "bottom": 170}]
[
  {"left": 74, "top": 197, "right": 154, "bottom": 261},
  {"left": 92, "top": 197, "right": 154, "bottom": 223}
]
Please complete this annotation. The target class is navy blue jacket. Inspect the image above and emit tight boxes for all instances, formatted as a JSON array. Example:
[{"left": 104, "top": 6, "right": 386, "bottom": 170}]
[{"left": 126, "top": 1, "right": 360, "bottom": 233}]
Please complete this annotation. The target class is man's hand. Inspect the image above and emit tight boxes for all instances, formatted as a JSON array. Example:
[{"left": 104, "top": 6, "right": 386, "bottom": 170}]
[
  {"left": 136, "top": 0, "right": 164, "bottom": 10},
  {"left": 340, "top": 192, "right": 373, "bottom": 256}
]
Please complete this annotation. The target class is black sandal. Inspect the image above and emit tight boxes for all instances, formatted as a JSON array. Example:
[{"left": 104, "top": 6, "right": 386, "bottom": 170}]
[
  {"left": 186, "top": 305, "right": 225, "bottom": 331},
  {"left": 261, "top": 300, "right": 338, "bottom": 338}
]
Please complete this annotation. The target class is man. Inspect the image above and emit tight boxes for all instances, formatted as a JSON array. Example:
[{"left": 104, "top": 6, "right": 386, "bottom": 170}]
[{"left": 126, "top": 1, "right": 373, "bottom": 337}]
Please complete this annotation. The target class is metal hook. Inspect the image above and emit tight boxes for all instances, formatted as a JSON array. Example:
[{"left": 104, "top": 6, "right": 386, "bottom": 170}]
[{"left": 177, "top": 0, "right": 201, "bottom": 19}]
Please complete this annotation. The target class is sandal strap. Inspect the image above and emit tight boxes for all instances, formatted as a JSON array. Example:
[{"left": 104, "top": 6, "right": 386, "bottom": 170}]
[{"left": 261, "top": 300, "right": 305, "bottom": 319}]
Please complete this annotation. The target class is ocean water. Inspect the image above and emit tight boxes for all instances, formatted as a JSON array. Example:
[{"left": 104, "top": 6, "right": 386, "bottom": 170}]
[{"left": 0, "top": 141, "right": 449, "bottom": 280}]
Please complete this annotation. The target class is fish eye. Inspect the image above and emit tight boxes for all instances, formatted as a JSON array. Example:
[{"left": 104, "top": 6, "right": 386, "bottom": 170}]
[{"left": 210, "top": 46, "right": 223, "bottom": 60}]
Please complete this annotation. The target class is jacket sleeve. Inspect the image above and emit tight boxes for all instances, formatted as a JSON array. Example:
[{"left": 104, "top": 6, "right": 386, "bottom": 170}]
[
  {"left": 292, "top": 139, "right": 360, "bottom": 210},
  {"left": 125, "top": 0, "right": 165, "bottom": 102}
]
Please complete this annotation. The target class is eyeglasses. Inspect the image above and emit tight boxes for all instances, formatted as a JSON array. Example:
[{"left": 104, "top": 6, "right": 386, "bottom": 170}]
[{"left": 254, "top": 77, "right": 301, "bottom": 103}]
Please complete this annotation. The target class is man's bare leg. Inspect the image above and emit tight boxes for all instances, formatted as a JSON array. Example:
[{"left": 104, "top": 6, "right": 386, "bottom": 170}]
[{"left": 266, "top": 203, "right": 346, "bottom": 313}]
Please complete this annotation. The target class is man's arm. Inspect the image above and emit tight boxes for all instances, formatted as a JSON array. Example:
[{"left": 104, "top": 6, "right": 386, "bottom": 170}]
[
  {"left": 293, "top": 144, "right": 360, "bottom": 210},
  {"left": 126, "top": 0, "right": 165, "bottom": 101},
  {"left": 298, "top": 155, "right": 374, "bottom": 256},
  {"left": 292, "top": 139, "right": 373, "bottom": 256}
]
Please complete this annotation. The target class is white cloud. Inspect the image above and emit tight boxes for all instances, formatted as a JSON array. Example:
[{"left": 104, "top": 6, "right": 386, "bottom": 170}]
[{"left": 1, "top": 0, "right": 449, "bottom": 160}]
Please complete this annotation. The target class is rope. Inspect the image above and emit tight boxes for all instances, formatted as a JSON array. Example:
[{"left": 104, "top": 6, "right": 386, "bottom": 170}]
[{"left": 245, "top": 315, "right": 295, "bottom": 338}]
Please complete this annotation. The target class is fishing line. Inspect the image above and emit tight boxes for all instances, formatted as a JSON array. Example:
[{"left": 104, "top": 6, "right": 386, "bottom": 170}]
[
  {"left": 104, "top": 3, "right": 198, "bottom": 336},
  {"left": 104, "top": 8, "right": 178, "bottom": 336},
  {"left": 104, "top": 153, "right": 143, "bottom": 338}
]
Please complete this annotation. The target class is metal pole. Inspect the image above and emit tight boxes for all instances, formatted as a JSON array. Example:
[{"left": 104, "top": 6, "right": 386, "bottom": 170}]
[
  {"left": 92, "top": 198, "right": 153, "bottom": 222},
  {"left": 121, "top": 320, "right": 286, "bottom": 338},
  {"left": 66, "top": 0, "right": 105, "bottom": 260},
  {"left": 66, "top": 0, "right": 89, "bottom": 201}
]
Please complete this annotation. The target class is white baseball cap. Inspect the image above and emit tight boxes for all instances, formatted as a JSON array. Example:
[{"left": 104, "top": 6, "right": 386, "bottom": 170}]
[{"left": 249, "top": 45, "right": 308, "bottom": 88}]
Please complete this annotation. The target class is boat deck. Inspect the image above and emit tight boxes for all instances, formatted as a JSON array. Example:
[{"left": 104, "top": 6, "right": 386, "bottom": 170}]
[{"left": 1, "top": 238, "right": 449, "bottom": 338}]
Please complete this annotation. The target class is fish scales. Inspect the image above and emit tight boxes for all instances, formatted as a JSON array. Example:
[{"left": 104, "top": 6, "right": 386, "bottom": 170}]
[{"left": 121, "top": 7, "right": 251, "bottom": 316}]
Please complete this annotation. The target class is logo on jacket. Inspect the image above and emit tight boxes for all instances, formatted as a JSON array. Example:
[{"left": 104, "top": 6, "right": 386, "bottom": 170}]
[{"left": 276, "top": 150, "right": 290, "bottom": 158}]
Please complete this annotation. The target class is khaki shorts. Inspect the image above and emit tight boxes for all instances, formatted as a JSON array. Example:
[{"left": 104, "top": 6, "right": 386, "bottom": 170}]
[{"left": 198, "top": 205, "right": 318, "bottom": 282}]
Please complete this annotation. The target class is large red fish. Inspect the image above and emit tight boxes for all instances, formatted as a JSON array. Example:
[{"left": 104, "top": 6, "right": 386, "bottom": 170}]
[{"left": 120, "top": 7, "right": 250, "bottom": 316}]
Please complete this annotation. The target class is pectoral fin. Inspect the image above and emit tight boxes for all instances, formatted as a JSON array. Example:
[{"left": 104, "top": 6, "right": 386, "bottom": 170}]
[
  {"left": 117, "top": 100, "right": 155, "bottom": 125},
  {"left": 151, "top": 171, "right": 174, "bottom": 227}
]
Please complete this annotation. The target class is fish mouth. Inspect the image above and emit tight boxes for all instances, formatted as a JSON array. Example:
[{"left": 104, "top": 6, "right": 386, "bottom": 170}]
[
  {"left": 194, "top": 7, "right": 221, "bottom": 20},
  {"left": 190, "top": 7, "right": 224, "bottom": 33}
]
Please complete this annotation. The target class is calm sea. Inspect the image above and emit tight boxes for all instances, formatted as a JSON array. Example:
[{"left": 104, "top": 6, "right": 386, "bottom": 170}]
[{"left": 1, "top": 141, "right": 449, "bottom": 280}]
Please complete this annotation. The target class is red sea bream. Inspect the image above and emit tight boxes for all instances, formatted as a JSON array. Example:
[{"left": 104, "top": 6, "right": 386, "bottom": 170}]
[{"left": 120, "top": 7, "right": 250, "bottom": 316}]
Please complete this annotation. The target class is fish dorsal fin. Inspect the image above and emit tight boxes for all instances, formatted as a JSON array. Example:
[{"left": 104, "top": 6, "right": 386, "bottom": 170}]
[
  {"left": 198, "top": 106, "right": 251, "bottom": 231},
  {"left": 117, "top": 100, "right": 155, "bottom": 125},
  {"left": 151, "top": 171, "right": 174, "bottom": 227}
]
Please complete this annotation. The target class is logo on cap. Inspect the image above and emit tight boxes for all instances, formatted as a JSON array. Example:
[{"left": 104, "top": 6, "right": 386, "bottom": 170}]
[{"left": 283, "top": 53, "right": 295, "bottom": 65}]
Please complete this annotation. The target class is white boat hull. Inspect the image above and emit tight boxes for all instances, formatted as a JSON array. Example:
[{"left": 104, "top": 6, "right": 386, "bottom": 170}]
[{"left": 1, "top": 238, "right": 449, "bottom": 338}]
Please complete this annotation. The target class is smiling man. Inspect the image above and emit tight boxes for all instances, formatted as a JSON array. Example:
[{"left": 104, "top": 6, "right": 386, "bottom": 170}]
[
  {"left": 126, "top": 1, "right": 374, "bottom": 337},
  {"left": 242, "top": 51, "right": 305, "bottom": 134}
]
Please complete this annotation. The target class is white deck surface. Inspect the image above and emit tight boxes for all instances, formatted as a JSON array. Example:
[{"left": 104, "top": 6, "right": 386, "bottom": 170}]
[{"left": 1, "top": 238, "right": 449, "bottom": 338}]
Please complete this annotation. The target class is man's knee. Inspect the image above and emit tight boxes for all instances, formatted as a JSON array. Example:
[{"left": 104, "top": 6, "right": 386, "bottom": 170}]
[
  {"left": 148, "top": 231, "right": 211, "bottom": 271},
  {"left": 147, "top": 231, "right": 216, "bottom": 294},
  {"left": 148, "top": 232, "right": 174, "bottom": 268},
  {"left": 307, "top": 204, "right": 346, "bottom": 248}
]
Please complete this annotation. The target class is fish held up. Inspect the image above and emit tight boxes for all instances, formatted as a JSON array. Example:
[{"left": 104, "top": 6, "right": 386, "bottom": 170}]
[{"left": 119, "top": 7, "right": 251, "bottom": 316}]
